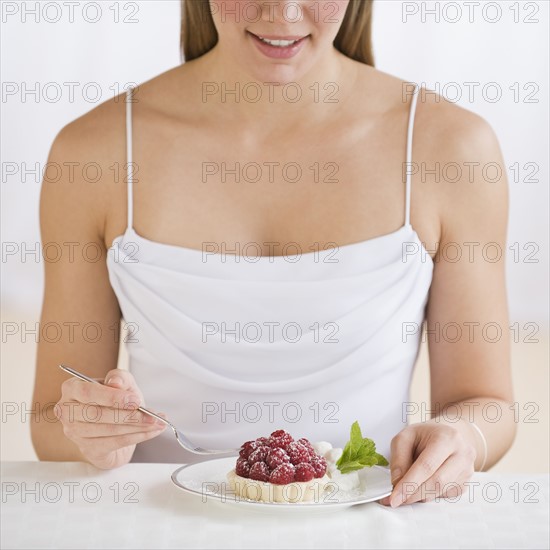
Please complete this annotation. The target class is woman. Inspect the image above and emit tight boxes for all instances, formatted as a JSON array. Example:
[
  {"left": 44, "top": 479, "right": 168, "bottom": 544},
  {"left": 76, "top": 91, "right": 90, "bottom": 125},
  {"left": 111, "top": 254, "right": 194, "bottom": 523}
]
[{"left": 31, "top": 0, "right": 515, "bottom": 507}]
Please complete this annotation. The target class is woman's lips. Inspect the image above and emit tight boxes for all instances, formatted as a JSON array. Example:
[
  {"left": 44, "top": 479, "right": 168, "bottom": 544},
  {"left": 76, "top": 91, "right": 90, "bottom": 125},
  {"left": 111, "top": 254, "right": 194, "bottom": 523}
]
[{"left": 247, "top": 31, "right": 310, "bottom": 60}]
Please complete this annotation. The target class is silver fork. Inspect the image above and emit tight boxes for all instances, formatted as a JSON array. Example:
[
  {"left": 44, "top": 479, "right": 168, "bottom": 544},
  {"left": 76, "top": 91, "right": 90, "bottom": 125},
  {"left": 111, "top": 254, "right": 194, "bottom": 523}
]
[{"left": 58, "top": 364, "right": 238, "bottom": 456}]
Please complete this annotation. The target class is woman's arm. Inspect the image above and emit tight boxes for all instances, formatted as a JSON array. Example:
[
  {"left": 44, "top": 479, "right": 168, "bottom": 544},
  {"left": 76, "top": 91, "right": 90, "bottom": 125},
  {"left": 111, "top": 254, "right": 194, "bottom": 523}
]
[
  {"left": 384, "top": 102, "right": 515, "bottom": 506},
  {"left": 31, "top": 109, "right": 166, "bottom": 467},
  {"left": 31, "top": 120, "right": 122, "bottom": 459},
  {"left": 426, "top": 109, "right": 515, "bottom": 465}
]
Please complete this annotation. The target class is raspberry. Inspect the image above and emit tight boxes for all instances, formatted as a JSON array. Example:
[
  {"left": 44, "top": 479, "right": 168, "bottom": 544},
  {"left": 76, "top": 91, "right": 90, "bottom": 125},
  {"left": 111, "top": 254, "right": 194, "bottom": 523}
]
[
  {"left": 287, "top": 442, "right": 311, "bottom": 465},
  {"left": 269, "top": 463, "right": 295, "bottom": 485},
  {"left": 269, "top": 430, "right": 294, "bottom": 449},
  {"left": 297, "top": 438, "right": 314, "bottom": 452},
  {"left": 235, "top": 457, "right": 251, "bottom": 478},
  {"left": 294, "top": 463, "right": 315, "bottom": 482},
  {"left": 310, "top": 456, "right": 327, "bottom": 478},
  {"left": 249, "top": 461, "right": 270, "bottom": 482},
  {"left": 266, "top": 447, "right": 290, "bottom": 470},
  {"left": 255, "top": 437, "right": 270, "bottom": 446},
  {"left": 239, "top": 440, "right": 257, "bottom": 460},
  {"left": 248, "top": 445, "right": 270, "bottom": 465}
]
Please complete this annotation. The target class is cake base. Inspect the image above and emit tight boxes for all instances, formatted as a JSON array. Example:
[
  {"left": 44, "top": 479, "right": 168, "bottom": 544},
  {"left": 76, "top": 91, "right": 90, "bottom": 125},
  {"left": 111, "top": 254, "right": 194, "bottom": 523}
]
[{"left": 227, "top": 469, "right": 331, "bottom": 503}]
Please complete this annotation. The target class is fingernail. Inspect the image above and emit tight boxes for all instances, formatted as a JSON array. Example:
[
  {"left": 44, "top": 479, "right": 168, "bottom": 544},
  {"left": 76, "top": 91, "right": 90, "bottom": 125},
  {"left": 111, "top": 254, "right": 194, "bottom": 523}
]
[
  {"left": 391, "top": 468, "right": 402, "bottom": 485},
  {"left": 144, "top": 415, "right": 156, "bottom": 423},
  {"left": 390, "top": 489, "right": 403, "bottom": 508},
  {"left": 106, "top": 376, "right": 122, "bottom": 387}
]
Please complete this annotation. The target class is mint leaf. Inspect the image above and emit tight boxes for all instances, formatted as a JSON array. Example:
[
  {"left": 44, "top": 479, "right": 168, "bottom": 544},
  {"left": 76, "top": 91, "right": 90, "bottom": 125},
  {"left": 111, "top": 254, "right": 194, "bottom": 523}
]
[
  {"left": 358, "top": 438, "right": 375, "bottom": 456},
  {"left": 335, "top": 420, "right": 361, "bottom": 470},
  {"left": 374, "top": 452, "right": 389, "bottom": 467},
  {"left": 350, "top": 420, "right": 363, "bottom": 448},
  {"left": 336, "top": 421, "right": 389, "bottom": 474}
]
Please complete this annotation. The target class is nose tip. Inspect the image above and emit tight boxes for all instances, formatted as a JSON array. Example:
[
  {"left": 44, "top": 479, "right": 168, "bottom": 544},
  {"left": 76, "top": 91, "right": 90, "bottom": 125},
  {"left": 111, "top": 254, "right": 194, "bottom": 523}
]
[{"left": 258, "top": 0, "right": 304, "bottom": 24}]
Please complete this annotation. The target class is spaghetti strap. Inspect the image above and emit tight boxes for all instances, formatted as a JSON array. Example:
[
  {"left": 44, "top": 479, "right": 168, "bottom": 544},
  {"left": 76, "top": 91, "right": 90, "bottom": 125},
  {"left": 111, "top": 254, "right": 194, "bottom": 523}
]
[
  {"left": 404, "top": 84, "right": 420, "bottom": 227},
  {"left": 125, "top": 86, "right": 135, "bottom": 231}
]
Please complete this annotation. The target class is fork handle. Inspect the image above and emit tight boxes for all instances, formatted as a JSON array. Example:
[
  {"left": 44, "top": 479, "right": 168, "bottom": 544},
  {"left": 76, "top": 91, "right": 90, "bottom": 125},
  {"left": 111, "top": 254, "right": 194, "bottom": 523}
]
[{"left": 58, "top": 364, "right": 170, "bottom": 426}]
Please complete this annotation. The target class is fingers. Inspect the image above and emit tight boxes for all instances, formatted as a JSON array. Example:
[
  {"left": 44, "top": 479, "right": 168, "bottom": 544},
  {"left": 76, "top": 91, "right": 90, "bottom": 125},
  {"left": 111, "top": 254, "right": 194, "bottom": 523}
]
[
  {"left": 400, "top": 456, "right": 461, "bottom": 505},
  {"left": 378, "top": 430, "right": 417, "bottom": 506},
  {"left": 63, "top": 416, "right": 166, "bottom": 438},
  {"left": 404, "top": 443, "right": 476, "bottom": 505},
  {"left": 76, "top": 425, "right": 168, "bottom": 459},
  {"left": 389, "top": 430, "right": 417, "bottom": 485},
  {"left": 389, "top": 443, "right": 450, "bottom": 507},
  {"left": 104, "top": 369, "right": 142, "bottom": 395},
  {"left": 389, "top": 426, "right": 476, "bottom": 507},
  {"left": 378, "top": 424, "right": 477, "bottom": 508},
  {"left": 56, "top": 401, "right": 157, "bottom": 425},
  {"left": 61, "top": 377, "right": 140, "bottom": 409},
  {"left": 401, "top": 452, "right": 475, "bottom": 505},
  {"left": 56, "top": 369, "right": 163, "bottom": 469}
]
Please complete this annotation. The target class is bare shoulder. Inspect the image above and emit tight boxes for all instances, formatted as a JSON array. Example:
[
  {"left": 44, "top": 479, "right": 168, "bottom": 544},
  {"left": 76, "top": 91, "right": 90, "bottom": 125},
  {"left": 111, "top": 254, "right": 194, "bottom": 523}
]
[
  {"left": 366, "top": 66, "right": 507, "bottom": 236},
  {"left": 48, "top": 61, "right": 191, "bottom": 161},
  {"left": 41, "top": 94, "right": 125, "bottom": 243},
  {"left": 42, "top": 64, "right": 187, "bottom": 241},
  {"left": 414, "top": 86, "right": 502, "bottom": 160},
  {"left": 48, "top": 62, "right": 198, "bottom": 163},
  {"left": 360, "top": 64, "right": 502, "bottom": 157},
  {"left": 49, "top": 78, "right": 145, "bottom": 164},
  {"left": 349, "top": 63, "right": 508, "bottom": 247},
  {"left": 412, "top": 87, "right": 508, "bottom": 237}
]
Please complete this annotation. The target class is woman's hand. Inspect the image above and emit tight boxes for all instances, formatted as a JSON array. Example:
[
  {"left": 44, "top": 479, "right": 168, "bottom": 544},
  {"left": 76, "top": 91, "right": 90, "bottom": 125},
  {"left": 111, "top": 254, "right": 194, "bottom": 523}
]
[
  {"left": 380, "top": 419, "right": 477, "bottom": 507},
  {"left": 54, "top": 369, "right": 167, "bottom": 469}
]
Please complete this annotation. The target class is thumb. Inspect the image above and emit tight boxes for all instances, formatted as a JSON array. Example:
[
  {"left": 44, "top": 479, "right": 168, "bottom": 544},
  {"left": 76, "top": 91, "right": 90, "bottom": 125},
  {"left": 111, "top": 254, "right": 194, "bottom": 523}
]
[
  {"left": 382, "top": 430, "right": 418, "bottom": 507},
  {"left": 379, "top": 430, "right": 416, "bottom": 506},
  {"left": 389, "top": 430, "right": 417, "bottom": 486},
  {"left": 104, "top": 369, "right": 126, "bottom": 389},
  {"left": 103, "top": 369, "right": 143, "bottom": 406}
]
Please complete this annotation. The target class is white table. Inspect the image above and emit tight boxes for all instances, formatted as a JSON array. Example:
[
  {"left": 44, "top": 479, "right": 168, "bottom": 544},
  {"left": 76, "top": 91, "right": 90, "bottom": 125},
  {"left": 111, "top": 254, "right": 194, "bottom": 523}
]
[{"left": 1, "top": 462, "right": 548, "bottom": 549}]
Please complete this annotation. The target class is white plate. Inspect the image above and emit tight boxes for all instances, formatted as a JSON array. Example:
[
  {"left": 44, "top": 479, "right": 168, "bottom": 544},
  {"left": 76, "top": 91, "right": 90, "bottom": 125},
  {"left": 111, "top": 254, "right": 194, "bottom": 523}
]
[{"left": 171, "top": 457, "right": 392, "bottom": 512}]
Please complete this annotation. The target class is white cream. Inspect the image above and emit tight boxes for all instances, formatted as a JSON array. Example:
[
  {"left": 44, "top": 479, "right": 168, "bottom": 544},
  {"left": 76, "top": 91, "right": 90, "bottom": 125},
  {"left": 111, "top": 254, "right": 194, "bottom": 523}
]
[
  {"left": 324, "top": 447, "right": 343, "bottom": 464},
  {"left": 311, "top": 441, "right": 333, "bottom": 457},
  {"left": 312, "top": 442, "right": 362, "bottom": 492}
]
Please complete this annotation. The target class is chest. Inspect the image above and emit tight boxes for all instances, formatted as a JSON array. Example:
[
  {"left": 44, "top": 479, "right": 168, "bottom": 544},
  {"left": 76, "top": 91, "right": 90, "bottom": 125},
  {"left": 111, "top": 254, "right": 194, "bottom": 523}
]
[{"left": 105, "top": 114, "right": 439, "bottom": 256}]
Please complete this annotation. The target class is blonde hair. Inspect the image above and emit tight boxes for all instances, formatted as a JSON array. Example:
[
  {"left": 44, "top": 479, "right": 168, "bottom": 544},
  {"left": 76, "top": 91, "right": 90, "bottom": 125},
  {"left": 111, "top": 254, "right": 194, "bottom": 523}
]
[{"left": 180, "top": 0, "right": 374, "bottom": 65}]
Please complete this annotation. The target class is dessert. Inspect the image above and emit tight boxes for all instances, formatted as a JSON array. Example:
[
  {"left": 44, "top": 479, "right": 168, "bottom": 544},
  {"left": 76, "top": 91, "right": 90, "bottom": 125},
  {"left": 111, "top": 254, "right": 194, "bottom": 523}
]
[
  {"left": 227, "top": 422, "right": 388, "bottom": 503},
  {"left": 227, "top": 430, "right": 331, "bottom": 503}
]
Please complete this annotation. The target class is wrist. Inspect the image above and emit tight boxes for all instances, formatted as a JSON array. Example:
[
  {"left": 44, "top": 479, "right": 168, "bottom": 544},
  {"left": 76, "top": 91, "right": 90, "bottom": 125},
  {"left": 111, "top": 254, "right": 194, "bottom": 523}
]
[{"left": 457, "top": 417, "right": 488, "bottom": 471}]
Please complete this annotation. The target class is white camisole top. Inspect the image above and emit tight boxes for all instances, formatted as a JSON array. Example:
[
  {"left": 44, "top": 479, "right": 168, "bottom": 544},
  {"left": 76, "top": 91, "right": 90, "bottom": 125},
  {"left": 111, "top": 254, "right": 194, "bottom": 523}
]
[{"left": 106, "top": 84, "right": 434, "bottom": 463}]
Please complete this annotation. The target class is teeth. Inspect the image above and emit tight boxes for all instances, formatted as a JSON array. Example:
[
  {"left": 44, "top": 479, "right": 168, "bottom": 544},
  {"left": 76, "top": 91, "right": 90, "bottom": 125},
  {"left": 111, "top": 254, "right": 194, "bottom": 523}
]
[{"left": 259, "top": 37, "right": 299, "bottom": 47}]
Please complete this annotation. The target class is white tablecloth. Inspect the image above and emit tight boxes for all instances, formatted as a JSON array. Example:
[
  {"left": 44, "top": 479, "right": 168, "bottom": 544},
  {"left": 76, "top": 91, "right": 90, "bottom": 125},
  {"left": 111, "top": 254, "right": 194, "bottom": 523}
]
[{"left": 1, "top": 462, "right": 548, "bottom": 549}]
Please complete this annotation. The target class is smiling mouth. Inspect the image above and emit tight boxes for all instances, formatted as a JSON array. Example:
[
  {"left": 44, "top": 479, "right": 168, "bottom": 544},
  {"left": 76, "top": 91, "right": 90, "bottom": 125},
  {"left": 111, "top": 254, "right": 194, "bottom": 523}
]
[{"left": 248, "top": 31, "right": 309, "bottom": 48}]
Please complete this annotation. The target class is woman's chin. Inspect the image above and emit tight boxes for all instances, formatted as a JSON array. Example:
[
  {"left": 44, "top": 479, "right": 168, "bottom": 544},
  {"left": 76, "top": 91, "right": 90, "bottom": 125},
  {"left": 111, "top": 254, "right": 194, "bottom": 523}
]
[{"left": 242, "top": 62, "right": 309, "bottom": 87}]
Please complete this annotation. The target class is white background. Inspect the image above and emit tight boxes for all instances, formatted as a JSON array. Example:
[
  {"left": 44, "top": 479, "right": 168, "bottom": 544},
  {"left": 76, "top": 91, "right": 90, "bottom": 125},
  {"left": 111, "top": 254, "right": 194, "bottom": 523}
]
[{"left": 2, "top": 0, "right": 549, "bottom": 325}]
